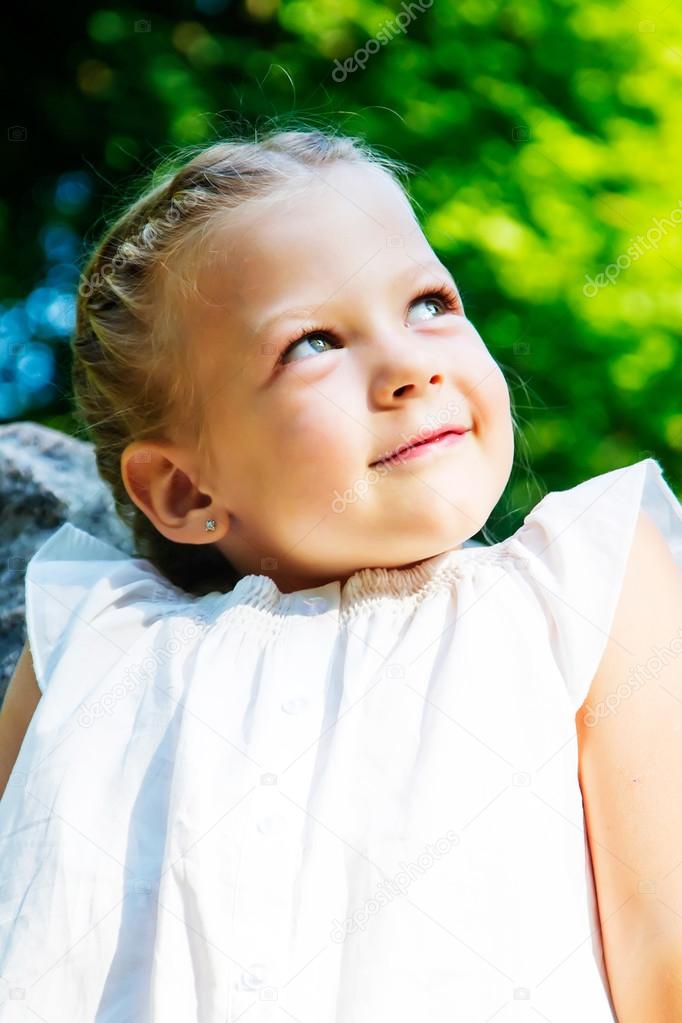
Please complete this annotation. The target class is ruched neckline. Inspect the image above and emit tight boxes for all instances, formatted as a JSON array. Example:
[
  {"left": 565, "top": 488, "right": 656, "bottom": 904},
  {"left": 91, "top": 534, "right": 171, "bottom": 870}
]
[{"left": 218, "top": 537, "right": 519, "bottom": 621}]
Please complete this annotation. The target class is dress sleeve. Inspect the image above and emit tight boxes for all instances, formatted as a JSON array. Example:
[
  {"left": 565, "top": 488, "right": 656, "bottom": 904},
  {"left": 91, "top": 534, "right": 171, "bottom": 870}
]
[
  {"left": 509, "top": 457, "right": 682, "bottom": 715},
  {"left": 24, "top": 522, "right": 182, "bottom": 694}
]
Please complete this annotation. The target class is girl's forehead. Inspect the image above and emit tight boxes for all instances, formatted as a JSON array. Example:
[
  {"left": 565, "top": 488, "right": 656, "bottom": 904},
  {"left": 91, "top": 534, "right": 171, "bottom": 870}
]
[
  {"left": 201, "top": 173, "right": 421, "bottom": 285},
  {"left": 170, "top": 163, "right": 430, "bottom": 342},
  {"left": 205, "top": 162, "right": 417, "bottom": 257}
]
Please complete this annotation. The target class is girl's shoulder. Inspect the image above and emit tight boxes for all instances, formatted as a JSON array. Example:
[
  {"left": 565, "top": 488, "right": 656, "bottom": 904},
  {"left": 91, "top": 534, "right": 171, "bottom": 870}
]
[
  {"left": 506, "top": 456, "right": 682, "bottom": 712},
  {"left": 23, "top": 521, "right": 190, "bottom": 695},
  {"left": 513, "top": 455, "right": 679, "bottom": 546},
  {"left": 508, "top": 456, "right": 681, "bottom": 575}
]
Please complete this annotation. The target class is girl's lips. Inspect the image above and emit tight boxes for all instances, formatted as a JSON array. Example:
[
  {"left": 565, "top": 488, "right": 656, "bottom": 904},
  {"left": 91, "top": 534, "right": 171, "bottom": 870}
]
[{"left": 372, "top": 428, "right": 470, "bottom": 467}]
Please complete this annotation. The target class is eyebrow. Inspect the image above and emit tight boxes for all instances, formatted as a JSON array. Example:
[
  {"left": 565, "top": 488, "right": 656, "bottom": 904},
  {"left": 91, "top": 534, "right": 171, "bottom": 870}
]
[{"left": 254, "top": 261, "right": 457, "bottom": 335}]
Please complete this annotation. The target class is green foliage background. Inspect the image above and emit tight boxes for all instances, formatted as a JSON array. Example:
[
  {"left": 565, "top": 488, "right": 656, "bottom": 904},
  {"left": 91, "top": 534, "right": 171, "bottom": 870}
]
[{"left": 4, "top": 0, "right": 681, "bottom": 536}]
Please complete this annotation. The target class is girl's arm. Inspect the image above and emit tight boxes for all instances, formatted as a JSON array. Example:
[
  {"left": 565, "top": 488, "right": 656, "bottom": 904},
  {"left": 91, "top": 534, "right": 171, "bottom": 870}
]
[
  {"left": 576, "top": 510, "right": 682, "bottom": 1021},
  {"left": 0, "top": 640, "right": 42, "bottom": 802}
]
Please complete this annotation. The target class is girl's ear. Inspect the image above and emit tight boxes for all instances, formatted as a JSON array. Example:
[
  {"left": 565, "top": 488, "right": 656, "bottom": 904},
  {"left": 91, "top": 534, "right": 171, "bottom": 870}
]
[{"left": 120, "top": 440, "right": 223, "bottom": 544}]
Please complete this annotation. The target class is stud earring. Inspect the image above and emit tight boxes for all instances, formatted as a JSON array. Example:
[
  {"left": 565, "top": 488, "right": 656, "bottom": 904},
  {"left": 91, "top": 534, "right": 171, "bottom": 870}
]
[{"left": 204, "top": 518, "right": 217, "bottom": 532}]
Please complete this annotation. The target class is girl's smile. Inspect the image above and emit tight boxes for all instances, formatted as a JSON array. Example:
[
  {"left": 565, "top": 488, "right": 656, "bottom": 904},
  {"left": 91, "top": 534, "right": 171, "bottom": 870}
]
[{"left": 369, "top": 424, "right": 472, "bottom": 467}]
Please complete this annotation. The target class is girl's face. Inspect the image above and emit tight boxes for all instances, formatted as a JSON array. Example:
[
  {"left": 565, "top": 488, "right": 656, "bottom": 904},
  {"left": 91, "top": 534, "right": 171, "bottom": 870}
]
[{"left": 170, "top": 162, "right": 514, "bottom": 591}]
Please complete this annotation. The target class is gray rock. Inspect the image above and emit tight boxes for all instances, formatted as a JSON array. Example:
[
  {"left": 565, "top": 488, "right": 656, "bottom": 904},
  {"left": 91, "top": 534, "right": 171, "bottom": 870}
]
[{"left": 0, "top": 421, "right": 133, "bottom": 704}]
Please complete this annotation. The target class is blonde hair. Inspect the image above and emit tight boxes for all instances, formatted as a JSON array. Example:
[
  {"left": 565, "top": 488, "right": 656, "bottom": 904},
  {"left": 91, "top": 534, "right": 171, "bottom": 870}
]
[{"left": 72, "top": 124, "right": 414, "bottom": 596}]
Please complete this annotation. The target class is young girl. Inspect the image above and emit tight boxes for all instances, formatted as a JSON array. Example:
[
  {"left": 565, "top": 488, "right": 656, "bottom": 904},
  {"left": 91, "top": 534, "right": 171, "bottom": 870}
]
[{"left": 1, "top": 127, "right": 681, "bottom": 1023}]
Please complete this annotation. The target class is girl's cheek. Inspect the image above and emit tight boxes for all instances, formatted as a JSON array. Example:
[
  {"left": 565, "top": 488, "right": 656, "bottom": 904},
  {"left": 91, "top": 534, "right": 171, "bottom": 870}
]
[
  {"left": 479, "top": 353, "right": 510, "bottom": 397},
  {"left": 268, "top": 401, "right": 330, "bottom": 450}
]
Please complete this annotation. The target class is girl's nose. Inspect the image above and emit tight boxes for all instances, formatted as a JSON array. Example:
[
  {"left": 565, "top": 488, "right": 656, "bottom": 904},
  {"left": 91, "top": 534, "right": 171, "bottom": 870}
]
[{"left": 368, "top": 334, "right": 446, "bottom": 404}]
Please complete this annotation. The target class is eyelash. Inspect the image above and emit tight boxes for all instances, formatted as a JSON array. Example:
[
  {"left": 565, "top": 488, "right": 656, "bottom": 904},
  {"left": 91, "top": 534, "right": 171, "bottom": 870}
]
[{"left": 277, "top": 283, "right": 462, "bottom": 366}]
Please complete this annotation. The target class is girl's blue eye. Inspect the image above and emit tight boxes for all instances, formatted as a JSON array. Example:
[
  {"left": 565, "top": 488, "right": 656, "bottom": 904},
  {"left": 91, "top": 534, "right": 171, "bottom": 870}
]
[
  {"left": 407, "top": 293, "right": 450, "bottom": 323},
  {"left": 278, "top": 283, "right": 461, "bottom": 367},
  {"left": 280, "top": 332, "right": 336, "bottom": 365}
]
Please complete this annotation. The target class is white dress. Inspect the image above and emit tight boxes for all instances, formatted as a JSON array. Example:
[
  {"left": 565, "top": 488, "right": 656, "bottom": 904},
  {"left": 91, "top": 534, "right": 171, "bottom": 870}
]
[{"left": 1, "top": 456, "right": 681, "bottom": 1023}]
